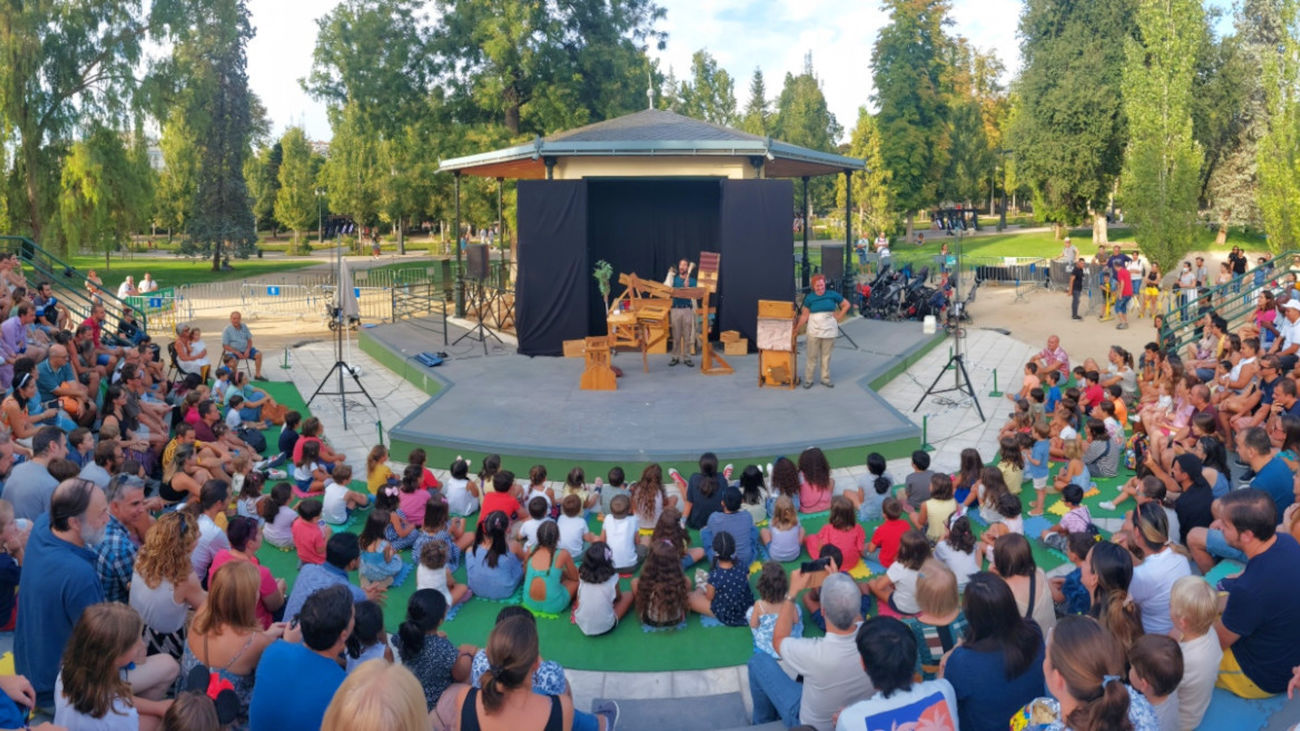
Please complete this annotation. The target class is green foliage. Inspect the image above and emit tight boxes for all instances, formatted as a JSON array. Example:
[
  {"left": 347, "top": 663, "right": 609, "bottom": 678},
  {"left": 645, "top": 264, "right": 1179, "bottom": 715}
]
[
  {"left": 1119, "top": 0, "right": 1204, "bottom": 271},
  {"left": 318, "top": 102, "right": 381, "bottom": 228},
  {"left": 772, "top": 54, "right": 841, "bottom": 213},
  {"left": 245, "top": 141, "right": 281, "bottom": 234},
  {"left": 740, "top": 68, "right": 770, "bottom": 136},
  {"left": 274, "top": 128, "right": 319, "bottom": 244},
  {"left": 154, "top": 112, "right": 200, "bottom": 237},
  {"left": 1012, "top": 0, "right": 1136, "bottom": 229},
  {"left": 873, "top": 0, "right": 954, "bottom": 218},
  {"left": 56, "top": 126, "right": 154, "bottom": 259},
  {"left": 1195, "top": 11, "right": 1257, "bottom": 225},
  {"left": 676, "top": 50, "right": 738, "bottom": 127},
  {"left": 1257, "top": 0, "right": 1300, "bottom": 252},
  {"left": 835, "top": 108, "right": 895, "bottom": 236}
]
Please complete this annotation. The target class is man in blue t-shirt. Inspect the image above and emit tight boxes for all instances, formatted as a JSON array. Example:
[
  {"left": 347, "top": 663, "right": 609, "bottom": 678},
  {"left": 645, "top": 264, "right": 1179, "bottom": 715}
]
[
  {"left": 249, "top": 584, "right": 352, "bottom": 729},
  {"left": 663, "top": 259, "right": 698, "bottom": 368},
  {"left": 1214, "top": 489, "right": 1300, "bottom": 697},
  {"left": 1191, "top": 427, "right": 1294, "bottom": 572},
  {"left": 796, "top": 274, "right": 850, "bottom": 389}
]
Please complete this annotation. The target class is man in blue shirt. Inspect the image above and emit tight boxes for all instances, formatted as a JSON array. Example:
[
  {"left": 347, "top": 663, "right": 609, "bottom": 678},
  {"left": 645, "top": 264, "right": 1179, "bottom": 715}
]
[
  {"left": 282, "top": 532, "right": 379, "bottom": 621},
  {"left": 35, "top": 344, "right": 95, "bottom": 425},
  {"left": 796, "top": 274, "right": 850, "bottom": 389},
  {"left": 1214, "top": 489, "right": 1300, "bottom": 697},
  {"left": 249, "top": 584, "right": 352, "bottom": 730},
  {"left": 663, "top": 259, "right": 697, "bottom": 368},
  {"left": 16, "top": 480, "right": 108, "bottom": 708},
  {"left": 1190, "top": 427, "right": 1294, "bottom": 572}
]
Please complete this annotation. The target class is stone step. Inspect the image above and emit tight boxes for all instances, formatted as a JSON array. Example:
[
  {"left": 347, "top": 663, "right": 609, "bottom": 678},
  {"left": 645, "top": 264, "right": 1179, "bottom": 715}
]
[{"left": 594, "top": 693, "right": 749, "bottom": 731}]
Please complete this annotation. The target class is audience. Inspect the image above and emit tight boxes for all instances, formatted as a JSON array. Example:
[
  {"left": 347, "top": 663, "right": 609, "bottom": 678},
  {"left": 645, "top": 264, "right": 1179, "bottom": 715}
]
[
  {"left": 248, "top": 583, "right": 351, "bottom": 729},
  {"left": 835, "top": 616, "right": 957, "bottom": 730}
]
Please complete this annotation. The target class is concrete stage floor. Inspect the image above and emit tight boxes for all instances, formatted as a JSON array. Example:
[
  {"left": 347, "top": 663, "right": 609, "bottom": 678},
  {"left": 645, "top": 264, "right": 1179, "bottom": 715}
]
[{"left": 373, "top": 317, "right": 942, "bottom": 467}]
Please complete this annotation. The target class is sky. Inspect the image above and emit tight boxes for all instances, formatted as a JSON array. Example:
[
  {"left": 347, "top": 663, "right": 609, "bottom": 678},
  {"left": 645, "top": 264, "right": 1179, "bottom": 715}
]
[{"left": 247, "top": 0, "right": 1234, "bottom": 146}]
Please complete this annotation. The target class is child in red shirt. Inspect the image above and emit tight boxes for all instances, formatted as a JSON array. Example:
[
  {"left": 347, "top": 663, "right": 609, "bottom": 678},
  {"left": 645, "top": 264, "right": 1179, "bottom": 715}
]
[
  {"left": 480, "top": 469, "right": 524, "bottom": 521},
  {"left": 1082, "top": 370, "right": 1105, "bottom": 410},
  {"left": 291, "top": 498, "right": 330, "bottom": 565},
  {"left": 408, "top": 447, "right": 442, "bottom": 491},
  {"left": 805, "top": 495, "right": 866, "bottom": 570},
  {"left": 867, "top": 497, "right": 911, "bottom": 567}
]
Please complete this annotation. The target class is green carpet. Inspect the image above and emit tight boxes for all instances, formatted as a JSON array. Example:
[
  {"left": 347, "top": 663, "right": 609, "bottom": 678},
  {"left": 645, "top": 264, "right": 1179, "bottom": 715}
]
[{"left": 241, "top": 381, "right": 1137, "bottom": 671}]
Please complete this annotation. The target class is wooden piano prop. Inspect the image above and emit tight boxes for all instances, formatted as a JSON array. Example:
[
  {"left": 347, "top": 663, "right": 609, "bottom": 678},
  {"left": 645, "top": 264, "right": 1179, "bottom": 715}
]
[
  {"left": 579, "top": 336, "right": 617, "bottom": 391},
  {"left": 756, "top": 299, "right": 798, "bottom": 388},
  {"left": 605, "top": 273, "right": 672, "bottom": 374}
]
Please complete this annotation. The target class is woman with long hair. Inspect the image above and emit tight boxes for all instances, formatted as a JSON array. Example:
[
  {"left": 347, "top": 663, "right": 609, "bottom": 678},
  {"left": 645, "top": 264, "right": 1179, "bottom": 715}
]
[
  {"left": 683, "top": 452, "right": 726, "bottom": 530},
  {"left": 990, "top": 533, "right": 1056, "bottom": 635},
  {"left": 632, "top": 539, "right": 690, "bottom": 628},
  {"left": 1028, "top": 615, "right": 1159, "bottom": 731},
  {"left": 131, "top": 511, "right": 207, "bottom": 660},
  {"left": 181, "top": 561, "right": 285, "bottom": 728},
  {"left": 796, "top": 447, "right": 835, "bottom": 513},
  {"left": 160, "top": 445, "right": 203, "bottom": 505},
  {"left": 942, "top": 572, "right": 1045, "bottom": 731},
  {"left": 1082, "top": 541, "right": 1144, "bottom": 658},
  {"left": 465, "top": 511, "right": 523, "bottom": 600},
  {"left": 206, "top": 516, "right": 286, "bottom": 629},
  {"left": 452, "top": 614, "right": 576, "bottom": 730},
  {"left": 55, "top": 603, "right": 171, "bottom": 730}
]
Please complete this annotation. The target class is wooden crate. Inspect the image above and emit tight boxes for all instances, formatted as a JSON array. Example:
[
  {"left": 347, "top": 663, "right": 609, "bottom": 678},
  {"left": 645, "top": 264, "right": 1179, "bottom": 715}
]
[
  {"left": 724, "top": 338, "right": 749, "bottom": 356},
  {"left": 562, "top": 339, "right": 586, "bottom": 358},
  {"left": 719, "top": 330, "right": 741, "bottom": 342}
]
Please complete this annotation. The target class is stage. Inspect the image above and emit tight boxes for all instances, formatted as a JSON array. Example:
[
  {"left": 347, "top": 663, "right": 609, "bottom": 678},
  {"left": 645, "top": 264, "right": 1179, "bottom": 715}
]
[{"left": 361, "top": 316, "right": 944, "bottom": 474}]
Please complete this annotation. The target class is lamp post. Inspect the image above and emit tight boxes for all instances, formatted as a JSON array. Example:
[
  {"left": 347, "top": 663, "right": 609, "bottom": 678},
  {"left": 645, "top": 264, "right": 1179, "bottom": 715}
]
[
  {"left": 801, "top": 175, "right": 810, "bottom": 290},
  {"left": 315, "top": 188, "right": 325, "bottom": 244},
  {"left": 995, "top": 149, "right": 1010, "bottom": 232}
]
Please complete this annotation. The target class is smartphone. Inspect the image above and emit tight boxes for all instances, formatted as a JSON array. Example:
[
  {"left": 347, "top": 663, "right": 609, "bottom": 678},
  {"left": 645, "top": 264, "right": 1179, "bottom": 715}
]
[{"left": 800, "top": 557, "right": 830, "bottom": 573}]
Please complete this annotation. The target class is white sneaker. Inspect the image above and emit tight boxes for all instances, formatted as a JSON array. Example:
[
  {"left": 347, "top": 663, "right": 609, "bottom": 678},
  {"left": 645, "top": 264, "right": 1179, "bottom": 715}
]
[
  {"left": 766, "top": 462, "right": 774, "bottom": 476},
  {"left": 267, "top": 468, "right": 288, "bottom": 481},
  {"left": 723, "top": 463, "right": 734, "bottom": 480},
  {"left": 1099, "top": 501, "right": 1116, "bottom": 512}
]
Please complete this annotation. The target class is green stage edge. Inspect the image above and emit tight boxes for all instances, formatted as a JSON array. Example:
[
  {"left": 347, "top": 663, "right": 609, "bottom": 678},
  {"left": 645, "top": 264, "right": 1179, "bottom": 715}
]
[{"left": 362, "top": 325, "right": 947, "bottom": 477}]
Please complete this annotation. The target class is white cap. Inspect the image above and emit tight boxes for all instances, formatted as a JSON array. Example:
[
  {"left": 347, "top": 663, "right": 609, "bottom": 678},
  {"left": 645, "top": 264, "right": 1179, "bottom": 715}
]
[{"left": 1284, "top": 300, "right": 1300, "bottom": 311}]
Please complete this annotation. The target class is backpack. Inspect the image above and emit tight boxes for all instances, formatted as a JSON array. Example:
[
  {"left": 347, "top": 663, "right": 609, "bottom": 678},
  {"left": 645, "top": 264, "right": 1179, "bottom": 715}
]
[{"left": 1125, "top": 432, "right": 1148, "bottom": 473}]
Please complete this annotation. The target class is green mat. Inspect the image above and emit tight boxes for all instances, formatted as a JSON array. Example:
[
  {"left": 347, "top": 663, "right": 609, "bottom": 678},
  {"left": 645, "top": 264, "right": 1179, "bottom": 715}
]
[{"left": 241, "top": 381, "right": 1138, "bottom": 671}]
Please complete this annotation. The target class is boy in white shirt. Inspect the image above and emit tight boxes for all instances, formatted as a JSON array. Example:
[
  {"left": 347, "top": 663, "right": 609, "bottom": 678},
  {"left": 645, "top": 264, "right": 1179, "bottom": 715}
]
[
  {"left": 1169, "top": 576, "right": 1222, "bottom": 731},
  {"left": 556, "top": 493, "right": 591, "bottom": 560},
  {"left": 517, "top": 496, "right": 552, "bottom": 553},
  {"left": 601, "top": 494, "right": 643, "bottom": 572},
  {"left": 321, "top": 464, "right": 369, "bottom": 525}
]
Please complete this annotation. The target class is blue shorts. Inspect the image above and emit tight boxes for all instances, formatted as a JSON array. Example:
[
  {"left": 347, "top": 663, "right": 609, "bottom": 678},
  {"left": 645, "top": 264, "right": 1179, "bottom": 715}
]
[
  {"left": 1115, "top": 295, "right": 1132, "bottom": 313},
  {"left": 1205, "top": 528, "right": 1247, "bottom": 563},
  {"left": 95, "top": 353, "right": 111, "bottom": 366},
  {"left": 239, "top": 347, "right": 260, "bottom": 359}
]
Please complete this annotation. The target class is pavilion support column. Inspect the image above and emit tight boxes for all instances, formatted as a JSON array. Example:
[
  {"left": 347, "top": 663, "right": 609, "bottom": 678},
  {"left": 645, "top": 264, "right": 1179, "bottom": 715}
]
[
  {"left": 801, "top": 176, "right": 810, "bottom": 290},
  {"left": 454, "top": 171, "right": 464, "bottom": 317},
  {"left": 497, "top": 177, "right": 506, "bottom": 287},
  {"left": 844, "top": 169, "right": 853, "bottom": 288}
]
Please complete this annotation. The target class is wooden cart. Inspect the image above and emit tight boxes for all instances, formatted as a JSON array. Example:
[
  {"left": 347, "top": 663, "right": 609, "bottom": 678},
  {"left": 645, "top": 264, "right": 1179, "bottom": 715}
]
[{"left": 756, "top": 299, "right": 798, "bottom": 389}]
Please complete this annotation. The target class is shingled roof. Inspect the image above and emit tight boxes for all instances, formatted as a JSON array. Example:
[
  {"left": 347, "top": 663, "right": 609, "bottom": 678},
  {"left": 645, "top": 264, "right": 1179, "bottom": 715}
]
[{"left": 439, "top": 108, "right": 862, "bottom": 180}]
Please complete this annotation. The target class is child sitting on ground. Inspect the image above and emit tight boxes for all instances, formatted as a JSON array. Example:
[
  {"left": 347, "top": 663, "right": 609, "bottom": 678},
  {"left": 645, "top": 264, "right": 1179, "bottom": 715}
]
[
  {"left": 629, "top": 464, "right": 669, "bottom": 535},
  {"left": 1044, "top": 368, "right": 1063, "bottom": 413},
  {"left": 598, "top": 466, "right": 631, "bottom": 519},
  {"left": 736, "top": 466, "right": 769, "bottom": 525},
  {"left": 291, "top": 498, "right": 330, "bottom": 565},
  {"left": 374, "top": 481, "right": 420, "bottom": 551},
  {"left": 806, "top": 495, "right": 866, "bottom": 570},
  {"left": 443, "top": 456, "right": 480, "bottom": 516},
  {"left": 397, "top": 464, "right": 434, "bottom": 527},
  {"left": 980, "top": 492, "right": 1024, "bottom": 563},
  {"left": 1169, "top": 576, "right": 1221, "bottom": 731},
  {"left": 760, "top": 495, "right": 804, "bottom": 563},
  {"left": 1052, "top": 437, "right": 1089, "bottom": 498},
  {"left": 703, "top": 487, "right": 757, "bottom": 568},
  {"left": 632, "top": 540, "right": 689, "bottom": 629},
  {"left": 234, "top": 468, "right": 267, "bottom": 521},
  {"left": 855, "top": 452, "right": 892, "bottom": 522},
  {"left": 1027, "top": 387, "right": 1047, "bottom": 425},
  {"left": 573, "top": 541, "right": 634, "bottom": 636},
  {"left": 866, "top": 528, "right": 929, "bottom": 616},
  {"left": 407, "top": 447, "right": 442, "bottom": 491},
  {"left": 518, "top": 496, "right": 552, "bottom": 553},
  {"left": 1082, "top": 369, "right": 1105, "bottom": 409},
  {"left": 524, "top": 465, "right": 555, "bottom": 514},
  {"left": 259, "top": 483, "right": 296, "bottom": 549},
  {"left": 365, "top": 444, "right": 398, "bottom": 495},
  {"left": 481, "top": 470, "right": 524, "bottom": 522},
  {"left": 933, "top": 514, "right": 979, "bottom": 592},
  {"left": 417, "top": 537, "right": 470, "bottom": 609},
  {"left": 746, "top": 562, "right": 803, "bottom": 658},
  {"left": 867, "top": 497, "right": 911, "bottom": 567},
  {"left": 999, "top": 399, "right": 1034, "bottom": 441},
  {"left": 906, "top": 474, "right": 958, "bottom": 543},
  {"left": 997, "top": 435, "right": 1025, "bottom": 494},
  {"left": 1049, "top": 398, "right": 1082, "bottom": 460},
  {"left": 413, "top": 500, "right": 473, "bottom": 572},
  {"left": 344, "top": 600, "right": 388, "bottom": 673},
  {"left": 358, "top": 509, "right": 412, "bottom": 589},
  {"left": 322, "top": 464, "right": 370, "bottom": 526},
  {"left": 1025, "top": 422, "right": 1052, "bottom": 516},
  {"left": 1108, "top": 383, "right": 1129, "bottom": 426},
  {"left": 901, "top": 450, "right": 934, "bottom": 510},
  {"left": 687, "top": 532, "right": 754, "bottom": 627},
  {"left": 1127, "top": 634, "right": 1184, "bottom": 731},
  {"left": 602, "top": 494, "right": 642, "bottom": 573},
  {"left": 651, "top": 507, "right": 706, "bottom": 568},
  {"left": 556, "top": 494, "right": 590, "bottom": 560},
  {"left": 1048, "top": 531, "right": 1096, "bottom": 617},
  {"left": 292, "top": 440, "right": 328, "bottom": 498},
  {"left": 974, "top": 466, "right": 1010, "bottom": 525},
  {"left": 563, "top": 466, "right": 600, "bottom": 512},
  {"left": 1040, "top": 484, "right": 1093, "bottom": 552},
  {"left": 1007, "top": 361, "right": 1041, "bottom": 402}
]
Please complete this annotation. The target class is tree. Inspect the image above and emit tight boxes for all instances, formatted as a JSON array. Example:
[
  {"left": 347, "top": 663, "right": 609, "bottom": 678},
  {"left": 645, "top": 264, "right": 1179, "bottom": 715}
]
[
  {"left": 1012, "top": 0, "right": 1136, "bottom": 240},
  {"left": 1257, "top": 0, "right": 1300, "bottom": 252},
  {"left": 1119, "top": 0, "right": 1204, "bottom": 271},
  {"left": 57, "top": 125, "right": 154, "bottom": 266},
  {"left": 772, "top": 54, "right": 842, "bottom": 213},
  {"left": 318, "top": 102, "right": 381, "bottom": 234},
  {"left": 677, "top": 50, "right": 738, "bottom": 126},
  {"left": 740, "top": 68, "right": 770, "bottom": 136},
  {"left": 245, "top": 141, "right": 282, "bottom": 236},
  {"left": 835, "top": 108, "right": 895, "bottom": 237},
  {"left": 873, "top": 0, "right": 954, "bottom": 239},
  {"left": 186, "top": 0, "right": 257, "bottom": 269},
  {"left": 154, "top": 111, "right": 199, "bottom": 239},
  {"left": 274, "top": 128, "right": 318, "bottom": 248}
]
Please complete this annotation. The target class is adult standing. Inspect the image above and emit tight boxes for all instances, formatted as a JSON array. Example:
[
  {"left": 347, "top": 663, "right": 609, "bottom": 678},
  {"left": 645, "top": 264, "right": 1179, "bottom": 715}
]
[
  {"left": 6, "top": 426, "right": 65, "bottom": 521},
  {"left": 116, "top": 275, "right": 139, "bottom": 299},
  {"left": 16, "top": 479, "right": 109, "bottom": 707},
  {"left": 941, "top": 572, "right": 1045, "bottom": 731},
  {"left": 221, "top": 311, "right": 265, "bottom": 381},
  {"left": 248, "top": 584, "right": 352, "bottom": 729},
  {"left": 1126, "top": 502, "right": 1191, "bottom": 634},
  {"left": 1114, "top": 263, "right": 1133, "bottom": 330},
  {"left": 1194, "top": 256, "right": 1209, "bottom": 288},
  {"left": 1069, "top": 258, "right": 1086, "bottom": 320},
  {"left": 748, "top": 572, "right": 873, "bottom": 730},
  {"left": 95, "top": 474, "right": 147, "bottom": 603},
  {"left": 663, "top": 259, "right": 698, "bottom": 368},
  {"left": 1213, "top": 489, "right": 1300, "bottom": 697},
  {"left": 796, "top": 274, "right": 850, "bottom": 389},
  {"left": 1029, "top": 335, "right": 1070, "bottom": 379}
]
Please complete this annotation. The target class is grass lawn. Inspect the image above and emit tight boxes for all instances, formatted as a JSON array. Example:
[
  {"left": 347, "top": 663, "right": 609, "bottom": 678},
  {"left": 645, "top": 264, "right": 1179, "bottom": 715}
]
[{"left": 63, "top": 255, "right": 316, "bottom": 291}]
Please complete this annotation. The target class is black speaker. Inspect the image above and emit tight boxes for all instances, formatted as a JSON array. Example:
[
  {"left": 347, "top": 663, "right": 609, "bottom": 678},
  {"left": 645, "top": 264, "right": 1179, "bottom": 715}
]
[
  {"left": 821, "top": 245, "right": 844, "bottom": 283},
  {"left": 466, "top": 244, "right": 490, "bottom": 281}
]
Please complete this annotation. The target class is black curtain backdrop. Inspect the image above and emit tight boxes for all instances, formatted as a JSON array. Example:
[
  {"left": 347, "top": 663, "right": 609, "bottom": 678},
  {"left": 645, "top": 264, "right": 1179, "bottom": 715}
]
[
  {"left": 718, "top": 179, "right": 795, "bottom": 346},
  {"left": 515, "top": 180, "right": 588, "bottom": 356},
  {"left": 586, "top": 180, "right": 721, "bottom": 334},
  {"left": 514, "top": 177, "right": 795, "bottom": 356}
]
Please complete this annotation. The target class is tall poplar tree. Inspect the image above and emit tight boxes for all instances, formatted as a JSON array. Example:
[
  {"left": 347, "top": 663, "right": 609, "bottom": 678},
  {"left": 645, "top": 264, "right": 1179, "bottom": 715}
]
[
  {"left": 1120, "top": 0, "right": 1203, "bottom": 270},
  {"left": 274, "top": 128, "right": 318, "bottom": 248},
  {"left": 873, "top": 0, "right": 953, "bottom": 239},
  {"left": 677, "top": 50, "right": 738, "bottom": 126},
  {"left": 1257, "top": 0, "right": 1300, "bottom": 252},
  {"left": 835, "top": 108, "right": 895, "bottom": 237},
  {"left": 740, "top": 68, "right": 770, "bottom": 136},
  {"left": 771, "top": 54, "right": 842, "bottom": 213}
]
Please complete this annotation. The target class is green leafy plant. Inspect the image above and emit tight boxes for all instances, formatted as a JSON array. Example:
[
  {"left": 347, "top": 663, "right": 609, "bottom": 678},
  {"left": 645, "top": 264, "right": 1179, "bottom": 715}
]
[{"left": 593, "top": 259, "right": 613, "bottom": 310}]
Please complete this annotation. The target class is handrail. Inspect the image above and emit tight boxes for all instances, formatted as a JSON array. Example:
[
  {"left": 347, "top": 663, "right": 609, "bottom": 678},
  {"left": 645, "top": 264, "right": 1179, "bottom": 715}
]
[
  {"left": 1157, "top": 251, "right": 1299, "bottom": 353},
  {"left": 0, "top": 235, "right": 149, "bottom": 335}
]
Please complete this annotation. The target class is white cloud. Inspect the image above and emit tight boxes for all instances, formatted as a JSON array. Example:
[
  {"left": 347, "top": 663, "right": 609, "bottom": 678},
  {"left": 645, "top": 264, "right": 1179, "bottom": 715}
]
[{"left": 246, "top": 0, "right": 339, "bottom": 141}]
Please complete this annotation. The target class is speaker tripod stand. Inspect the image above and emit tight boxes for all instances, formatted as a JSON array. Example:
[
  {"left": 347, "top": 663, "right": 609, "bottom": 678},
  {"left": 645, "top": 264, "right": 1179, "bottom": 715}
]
[
  {"left": 912, "top": 346, "right": 985, "bottom": 421},
  {"left": 308, "top": 306, "right": 378, "bottom": 431},
  {"left": 452, "top": 278, "right": 504, "bottom": 355}
]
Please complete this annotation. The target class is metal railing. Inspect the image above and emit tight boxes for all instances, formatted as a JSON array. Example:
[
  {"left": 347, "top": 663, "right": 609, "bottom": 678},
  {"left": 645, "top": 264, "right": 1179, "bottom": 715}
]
[
  {"left": 391, "top": 281, "right": 451, "bottom": 342},
  {"left": 1157, "top": 253, "right": 1299, "bottom": 354},
  {"left": 0, "top": 236, "right": 146, "bottom": 336}
]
